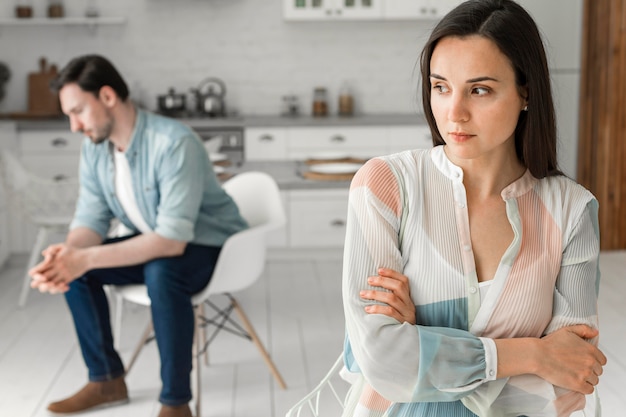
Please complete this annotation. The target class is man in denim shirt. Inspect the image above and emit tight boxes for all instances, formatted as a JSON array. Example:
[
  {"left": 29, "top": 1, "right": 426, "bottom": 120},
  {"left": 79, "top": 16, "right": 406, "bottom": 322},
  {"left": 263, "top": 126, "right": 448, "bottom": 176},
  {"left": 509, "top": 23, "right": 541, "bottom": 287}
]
[{"left": 28, "top": 55, "right": 248, "bottom": 417}]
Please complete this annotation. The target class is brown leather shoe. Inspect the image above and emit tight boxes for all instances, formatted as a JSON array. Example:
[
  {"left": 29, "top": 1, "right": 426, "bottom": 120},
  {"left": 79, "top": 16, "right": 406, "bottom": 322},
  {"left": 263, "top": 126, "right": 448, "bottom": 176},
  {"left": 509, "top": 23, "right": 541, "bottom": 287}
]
[
  {"left": 47, "top": 376, "right": 129, "bottom": 414},
  {"left": 158, "top": 403, "right": 193, "bottom": 417}
]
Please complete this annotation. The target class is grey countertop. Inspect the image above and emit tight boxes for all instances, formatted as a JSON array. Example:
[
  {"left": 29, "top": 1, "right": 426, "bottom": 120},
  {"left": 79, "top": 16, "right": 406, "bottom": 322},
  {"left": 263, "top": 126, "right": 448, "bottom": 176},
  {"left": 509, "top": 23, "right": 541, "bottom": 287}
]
[
  {"left": 8, "top": 112, "right": 426, "bottom": 131},
  {"left": 227, "top": 160, "right": 351, "bottom": 190}
]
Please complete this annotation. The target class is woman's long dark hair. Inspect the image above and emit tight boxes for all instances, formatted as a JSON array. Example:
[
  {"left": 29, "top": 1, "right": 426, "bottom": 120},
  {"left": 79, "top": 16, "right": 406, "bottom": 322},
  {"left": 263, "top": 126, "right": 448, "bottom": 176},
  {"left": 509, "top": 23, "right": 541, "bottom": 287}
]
[{"left": 420, "top": 0, "right": 561, "bottom": 178}]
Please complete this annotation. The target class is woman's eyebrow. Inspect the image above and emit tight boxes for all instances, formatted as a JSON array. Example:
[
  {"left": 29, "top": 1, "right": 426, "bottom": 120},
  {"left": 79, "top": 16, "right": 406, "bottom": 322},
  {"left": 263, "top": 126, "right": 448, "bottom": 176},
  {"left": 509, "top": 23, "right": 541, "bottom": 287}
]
[{"left": 429, "top": 73, "right": 499, "bottom": 83}]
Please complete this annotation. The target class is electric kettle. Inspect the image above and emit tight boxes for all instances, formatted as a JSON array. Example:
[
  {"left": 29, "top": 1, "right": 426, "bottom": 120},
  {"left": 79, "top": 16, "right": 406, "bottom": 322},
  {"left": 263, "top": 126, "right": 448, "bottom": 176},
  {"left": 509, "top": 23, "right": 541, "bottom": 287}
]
[{"left": 192, "top": 77, "right": 226, "bottom": 117}]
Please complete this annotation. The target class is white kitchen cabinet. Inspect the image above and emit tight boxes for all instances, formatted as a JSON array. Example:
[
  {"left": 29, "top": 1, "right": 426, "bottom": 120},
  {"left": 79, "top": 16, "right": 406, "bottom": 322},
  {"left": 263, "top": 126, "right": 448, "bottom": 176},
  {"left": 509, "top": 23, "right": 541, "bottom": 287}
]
[
  {"left": 383, "top": 0, "right": 462, "bottom": 20},
  {"left": 9, "top": 129, "right": 82, "bottom": 254},
  {"left": 289, "top": 189, "right": 349, "bottom": 247},
  {"left": 288, "top": 126, "right": 387, "bottom": 160},
  {"left": 19, "top": 130, "right": 83, "bottom": 180},
  {"left": 244, "top": 128, "right": 288, "bottom": 161},
  {"left": 284, "top": 0, "right": 382, "bottom": 20}
]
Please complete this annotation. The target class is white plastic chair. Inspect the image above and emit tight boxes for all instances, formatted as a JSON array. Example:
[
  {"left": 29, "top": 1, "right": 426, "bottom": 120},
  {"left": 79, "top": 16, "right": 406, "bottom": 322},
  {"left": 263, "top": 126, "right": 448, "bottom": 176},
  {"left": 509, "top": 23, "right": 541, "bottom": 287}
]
[
  {"left": 0, "top": 150, "right": 78, "bottom": 307},
  {"left": 110, "top": 171, "right": 287, "bottom": 417},
  {"left": 285, "top": 354, "right": 350, "bottom": 417}
]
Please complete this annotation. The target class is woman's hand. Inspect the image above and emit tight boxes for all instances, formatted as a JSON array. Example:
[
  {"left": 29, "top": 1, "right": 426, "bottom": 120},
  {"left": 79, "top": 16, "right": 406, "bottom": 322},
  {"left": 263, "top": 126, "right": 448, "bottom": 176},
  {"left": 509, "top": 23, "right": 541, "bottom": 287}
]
[
  {"left": 360, "top": 268, "right": 416, "bottom": 325},
  {"left": 536, "top": 325, "right": 607, "bottom": 395}
]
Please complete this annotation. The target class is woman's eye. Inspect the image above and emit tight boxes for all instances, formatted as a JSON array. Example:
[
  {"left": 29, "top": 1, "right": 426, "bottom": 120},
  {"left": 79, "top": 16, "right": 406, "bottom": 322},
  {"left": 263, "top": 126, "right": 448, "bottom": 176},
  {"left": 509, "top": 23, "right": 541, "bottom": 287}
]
[
  {"left": 472, "top": 87, "right": 490, "bottom": 96},
  {"left": 433, "top": 84, "right": 449, "bottom": 93}
]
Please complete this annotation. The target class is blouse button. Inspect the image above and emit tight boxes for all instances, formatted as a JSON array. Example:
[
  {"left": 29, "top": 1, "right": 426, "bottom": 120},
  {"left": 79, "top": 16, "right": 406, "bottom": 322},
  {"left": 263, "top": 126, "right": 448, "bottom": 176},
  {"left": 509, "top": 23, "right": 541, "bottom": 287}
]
[
  {"left": 463, "top": 244, "right": 471, "bottom": 252},
  {"left": 469, "top": 286, "right": 477, "bottom": 294}
]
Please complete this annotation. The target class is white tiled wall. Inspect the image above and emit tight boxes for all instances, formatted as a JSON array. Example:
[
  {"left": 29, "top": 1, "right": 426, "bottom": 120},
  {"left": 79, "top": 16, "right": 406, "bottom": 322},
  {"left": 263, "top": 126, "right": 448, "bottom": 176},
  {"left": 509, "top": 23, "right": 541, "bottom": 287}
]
[
  {"left": 0, "top": 0, "right": 582, "bottom": 177},
  {"left": 0, "top": 0, "right": 432, "bottom": 116}
]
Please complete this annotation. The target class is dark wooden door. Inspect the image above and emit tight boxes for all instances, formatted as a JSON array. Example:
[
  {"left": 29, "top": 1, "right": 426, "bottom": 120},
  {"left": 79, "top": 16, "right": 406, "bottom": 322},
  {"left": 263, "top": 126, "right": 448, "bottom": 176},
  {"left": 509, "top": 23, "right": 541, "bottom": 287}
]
[{"left": 578, "top": 0, "right": 626, "bottom": 249}]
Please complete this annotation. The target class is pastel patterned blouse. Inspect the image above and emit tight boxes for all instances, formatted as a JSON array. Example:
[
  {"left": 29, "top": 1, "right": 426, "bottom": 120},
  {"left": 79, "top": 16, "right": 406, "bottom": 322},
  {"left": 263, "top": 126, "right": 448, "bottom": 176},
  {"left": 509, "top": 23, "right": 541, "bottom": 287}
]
[{"left": 342, "top": 146, "right": 600, "bottom": 416}]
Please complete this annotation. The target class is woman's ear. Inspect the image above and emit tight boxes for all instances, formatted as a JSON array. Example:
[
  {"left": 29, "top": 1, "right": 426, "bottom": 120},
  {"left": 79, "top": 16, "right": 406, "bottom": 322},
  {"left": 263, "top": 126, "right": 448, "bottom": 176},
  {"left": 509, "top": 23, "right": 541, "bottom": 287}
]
[
  {"left": 519, "top": 86, "right": 529, "bottom": 111},
  {"left": 98, "top": 86, "right": 117, "bottom": 108}
]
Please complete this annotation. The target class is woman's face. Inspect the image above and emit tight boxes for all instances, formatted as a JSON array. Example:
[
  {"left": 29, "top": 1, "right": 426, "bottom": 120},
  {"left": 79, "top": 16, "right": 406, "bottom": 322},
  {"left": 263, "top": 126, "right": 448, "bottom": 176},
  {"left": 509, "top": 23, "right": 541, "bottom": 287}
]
[{"left": 429, "top": 35, "right": 527, "bottom": 165}]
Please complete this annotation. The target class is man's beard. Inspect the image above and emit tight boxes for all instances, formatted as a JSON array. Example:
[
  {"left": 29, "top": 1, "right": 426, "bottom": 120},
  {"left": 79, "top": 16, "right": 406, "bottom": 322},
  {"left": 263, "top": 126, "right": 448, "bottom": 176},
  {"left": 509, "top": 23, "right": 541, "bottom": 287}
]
[{"left": 87, "top": 111, "right": 114, "bottom": 144}]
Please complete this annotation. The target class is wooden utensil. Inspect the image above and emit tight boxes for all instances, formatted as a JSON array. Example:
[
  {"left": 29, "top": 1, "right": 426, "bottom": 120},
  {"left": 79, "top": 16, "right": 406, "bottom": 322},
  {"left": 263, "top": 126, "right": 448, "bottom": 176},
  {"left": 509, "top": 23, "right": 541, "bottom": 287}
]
[{"left": 27, "top": 57, "right": 62, "bottom": 116}]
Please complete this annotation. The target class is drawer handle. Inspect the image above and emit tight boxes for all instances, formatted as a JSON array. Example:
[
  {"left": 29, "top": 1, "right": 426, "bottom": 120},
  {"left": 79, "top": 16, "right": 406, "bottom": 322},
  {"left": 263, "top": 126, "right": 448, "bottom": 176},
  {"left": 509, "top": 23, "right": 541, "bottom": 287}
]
[
  {"left": 53, "top": 174, "right": 68, "bottom": 182},
  {"left": 259, "top": 134, "right": 274, "bottom": 142},
  {"left": 330, "top": 135, "right": 345, "bottom": 143},
  {"left": 330, "top": 219, "right": 346, "bottom": 227},
  {"left": 51, "top": 137, "right": 68, "bottom": 148}
]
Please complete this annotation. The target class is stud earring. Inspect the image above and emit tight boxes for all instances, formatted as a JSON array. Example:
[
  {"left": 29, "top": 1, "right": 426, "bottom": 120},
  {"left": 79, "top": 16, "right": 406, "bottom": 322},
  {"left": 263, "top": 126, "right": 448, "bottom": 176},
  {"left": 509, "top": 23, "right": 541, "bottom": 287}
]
[{"left": 523, "top": 105, "right": 528, "bottom": 112}]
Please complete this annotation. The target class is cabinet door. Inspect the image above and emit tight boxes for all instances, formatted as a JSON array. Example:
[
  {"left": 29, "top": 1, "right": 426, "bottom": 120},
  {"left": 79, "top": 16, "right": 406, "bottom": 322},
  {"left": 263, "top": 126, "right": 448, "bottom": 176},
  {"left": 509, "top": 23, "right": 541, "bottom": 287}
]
[
  {"left": 384, "top": 0, "right": 461, "bottom": 20},
  {"left": 287, "top": 126, "right": 387, "bottom": 160},
  {"left": 19, "top": 130, "right": 83, "bottom": 180},
  {"left": 289, "top": 189, "right": 349, "bottom": 247},
  {"left": 245, "top": 128, "right": 288, "bottom": 160}
]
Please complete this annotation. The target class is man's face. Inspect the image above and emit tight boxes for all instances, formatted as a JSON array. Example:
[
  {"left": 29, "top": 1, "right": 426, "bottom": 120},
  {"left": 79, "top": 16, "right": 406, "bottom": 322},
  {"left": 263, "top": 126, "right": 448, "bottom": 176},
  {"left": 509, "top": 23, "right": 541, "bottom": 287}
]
[{"left": 58, "top": 83, "right": 114, "bottom": 144}]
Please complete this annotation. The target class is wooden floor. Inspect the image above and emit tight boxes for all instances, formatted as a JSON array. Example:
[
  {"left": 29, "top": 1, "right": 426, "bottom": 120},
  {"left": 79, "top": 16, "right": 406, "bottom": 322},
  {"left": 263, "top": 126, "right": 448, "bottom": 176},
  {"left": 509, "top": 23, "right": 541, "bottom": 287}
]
[{"left": 0, "top": 250, "right": 624, "bottom": 417}]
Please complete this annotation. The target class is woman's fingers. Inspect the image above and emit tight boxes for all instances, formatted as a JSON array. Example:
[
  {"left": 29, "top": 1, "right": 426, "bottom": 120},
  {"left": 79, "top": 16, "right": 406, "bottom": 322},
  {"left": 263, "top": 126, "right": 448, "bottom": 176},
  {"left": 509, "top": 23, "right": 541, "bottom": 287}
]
[{"left": 361, "top": 268, "right": 415, "bottom": 324}]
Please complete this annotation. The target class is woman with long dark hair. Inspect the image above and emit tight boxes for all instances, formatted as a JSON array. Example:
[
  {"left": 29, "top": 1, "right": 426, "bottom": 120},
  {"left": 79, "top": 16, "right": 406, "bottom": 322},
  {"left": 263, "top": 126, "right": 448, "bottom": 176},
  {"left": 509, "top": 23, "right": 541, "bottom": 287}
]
[{"left": 341, "top": 1, "right": 606, "bottom": 416}]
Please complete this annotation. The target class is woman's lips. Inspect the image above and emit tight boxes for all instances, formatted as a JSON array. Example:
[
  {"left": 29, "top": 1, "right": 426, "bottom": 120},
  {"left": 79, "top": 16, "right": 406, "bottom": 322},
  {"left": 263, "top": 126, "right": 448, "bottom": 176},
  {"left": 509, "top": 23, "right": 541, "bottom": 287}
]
[{"left": 448, "top": 132, "right": 474, "bottom": 142}]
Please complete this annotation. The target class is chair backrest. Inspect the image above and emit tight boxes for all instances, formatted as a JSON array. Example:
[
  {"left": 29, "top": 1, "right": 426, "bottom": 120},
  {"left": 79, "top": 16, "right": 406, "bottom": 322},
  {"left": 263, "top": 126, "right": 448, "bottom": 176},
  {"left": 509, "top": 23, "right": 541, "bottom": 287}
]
[
  {"left": 0, "top": 150, "right": 78, "bottom": 221},
  {"left": 284, "top": 354, "right": 349, "bottom": 417},
  {"left": 192, "top": 171, "right": 286, "bottom": 300}
]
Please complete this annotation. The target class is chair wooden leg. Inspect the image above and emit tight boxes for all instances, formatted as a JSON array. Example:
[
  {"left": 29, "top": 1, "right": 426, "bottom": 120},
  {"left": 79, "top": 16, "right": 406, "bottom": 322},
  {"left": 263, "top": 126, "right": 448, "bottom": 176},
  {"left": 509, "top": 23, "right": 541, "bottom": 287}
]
[
  {"left": 125, "top": 321, "right": 153, "bottom": 374},
  {"left": 18, "top": 226, "right": 48, "bottom": 308},
  {"left": 198, "top": 303, "right": 209, "bottom": 366},
  {"left": 231, "top": 297, "right": 287, "bottom": 389}
]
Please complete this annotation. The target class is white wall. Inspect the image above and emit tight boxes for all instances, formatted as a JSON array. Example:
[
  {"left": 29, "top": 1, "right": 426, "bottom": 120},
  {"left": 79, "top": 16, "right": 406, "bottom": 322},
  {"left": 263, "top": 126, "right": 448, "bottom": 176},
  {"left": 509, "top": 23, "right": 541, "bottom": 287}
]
[
  {"left": 0, "top": 0, "right": 582, "bottom": 175},
  {"left": 0, "top": 0, "right": 434, "bottom": 116}
]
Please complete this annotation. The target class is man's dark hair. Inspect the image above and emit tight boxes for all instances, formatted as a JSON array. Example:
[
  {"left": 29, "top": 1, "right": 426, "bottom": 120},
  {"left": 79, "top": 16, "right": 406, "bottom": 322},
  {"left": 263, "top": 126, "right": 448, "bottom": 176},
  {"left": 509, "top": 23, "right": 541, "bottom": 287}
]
[
  {"left": 51, "top": 54, "right": 129, "bottom": 101},
  {"left": 420, "top": 0, "right": 561, "bottom": 178}
]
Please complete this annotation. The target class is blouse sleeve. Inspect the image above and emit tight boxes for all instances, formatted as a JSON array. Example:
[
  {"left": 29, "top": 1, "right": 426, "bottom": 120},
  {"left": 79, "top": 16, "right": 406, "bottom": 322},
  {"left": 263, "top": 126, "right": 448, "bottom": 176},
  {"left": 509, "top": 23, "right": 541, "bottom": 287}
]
[
  {"left": 342, "top": 158, "right": 495, "bottom": 404},
  {"left": 461, "top": 198, "right": 601, "bottom": 417}
]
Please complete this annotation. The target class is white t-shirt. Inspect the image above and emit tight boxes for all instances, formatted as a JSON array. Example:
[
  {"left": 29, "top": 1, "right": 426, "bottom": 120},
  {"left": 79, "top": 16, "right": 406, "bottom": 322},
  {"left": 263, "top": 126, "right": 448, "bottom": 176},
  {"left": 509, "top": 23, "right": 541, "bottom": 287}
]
[{"left": 114, "top": 149, "right": 152, "bottom": 234}]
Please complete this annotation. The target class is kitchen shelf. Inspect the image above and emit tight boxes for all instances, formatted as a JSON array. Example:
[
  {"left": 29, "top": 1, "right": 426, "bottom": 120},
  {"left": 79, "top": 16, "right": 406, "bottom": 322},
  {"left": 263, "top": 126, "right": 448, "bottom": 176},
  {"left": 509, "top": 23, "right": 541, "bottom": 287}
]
[{"left": 0, "top": 16, "right": 126, "bottom": 28}]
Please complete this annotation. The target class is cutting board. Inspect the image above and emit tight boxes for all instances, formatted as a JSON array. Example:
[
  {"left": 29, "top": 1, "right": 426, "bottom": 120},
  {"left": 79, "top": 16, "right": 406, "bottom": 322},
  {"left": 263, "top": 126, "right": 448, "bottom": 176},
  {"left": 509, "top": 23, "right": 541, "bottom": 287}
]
[{"left": 27, "top": 57, "right": 62, "bottom": 116}]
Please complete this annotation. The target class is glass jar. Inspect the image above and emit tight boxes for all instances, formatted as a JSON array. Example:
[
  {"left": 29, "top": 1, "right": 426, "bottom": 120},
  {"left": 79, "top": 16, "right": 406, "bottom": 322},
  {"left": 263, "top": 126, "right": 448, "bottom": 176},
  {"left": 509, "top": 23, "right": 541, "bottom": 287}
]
[
  {"left": 15, "top": 0, "right": 33, "bottom": 18},
  {"left": 312, "top": 87, "right": 328, "bottom": 117},
  {"left": 47, "top": 0, "right": 64, "bottom": 18},
  {"left": 338, "top": 82, "right": 354, "bottom": 117}
]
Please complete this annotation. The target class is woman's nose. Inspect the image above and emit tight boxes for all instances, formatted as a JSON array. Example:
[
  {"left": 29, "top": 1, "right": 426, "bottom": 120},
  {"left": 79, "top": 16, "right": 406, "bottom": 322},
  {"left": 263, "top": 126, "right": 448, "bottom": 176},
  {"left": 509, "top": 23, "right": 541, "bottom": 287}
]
[{"left": 448, "top": 94, "right": 470, "bottom": 123}]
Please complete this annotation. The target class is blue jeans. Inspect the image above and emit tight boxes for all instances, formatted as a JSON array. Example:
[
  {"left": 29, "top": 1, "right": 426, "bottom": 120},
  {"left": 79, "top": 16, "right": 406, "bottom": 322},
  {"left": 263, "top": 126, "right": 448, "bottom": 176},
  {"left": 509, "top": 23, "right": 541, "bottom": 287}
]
[{"left": 64, "top": 235, "right": 221, "bottom": 406}]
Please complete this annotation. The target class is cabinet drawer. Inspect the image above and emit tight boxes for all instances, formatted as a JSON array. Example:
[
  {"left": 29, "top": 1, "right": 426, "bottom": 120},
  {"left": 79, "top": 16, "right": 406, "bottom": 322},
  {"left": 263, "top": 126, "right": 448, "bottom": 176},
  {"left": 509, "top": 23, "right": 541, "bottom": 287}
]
[
  {"left": 245, "top": 128, "right": 288, "bottom": 160},
  {"left": 287, "top": 127, "right": 386, "bottom": 160},
  {"left": 19, "top": 130, "right": 84, "bottom": 154},
  {"left": 387, "top": 126, "right": 432, "bottom": 154},
  {"left": 289, "top": 189, "right": 349, "bottom": 247},
  {"left": 21, "top": 155, "right": 80, "bottom": 180}
]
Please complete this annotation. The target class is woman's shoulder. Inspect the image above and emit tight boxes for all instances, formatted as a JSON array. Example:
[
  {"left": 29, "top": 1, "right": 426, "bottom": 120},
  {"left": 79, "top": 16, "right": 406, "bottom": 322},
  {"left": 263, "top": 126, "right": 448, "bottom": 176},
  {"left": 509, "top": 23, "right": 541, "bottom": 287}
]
[
  {"left": 353, "top": 149, "right": 430, "bottom": 187},
  {"left": 534, "top": 175, "right": 597, "bottom": 226}
]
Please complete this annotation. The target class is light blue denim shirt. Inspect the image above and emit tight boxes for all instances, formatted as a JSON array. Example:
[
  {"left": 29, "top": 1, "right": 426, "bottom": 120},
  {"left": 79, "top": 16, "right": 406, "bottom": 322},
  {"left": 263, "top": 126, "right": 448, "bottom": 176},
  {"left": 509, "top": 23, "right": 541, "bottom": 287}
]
[{"left": 70, "top": 109, "right": 248, "bottom": 247}]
